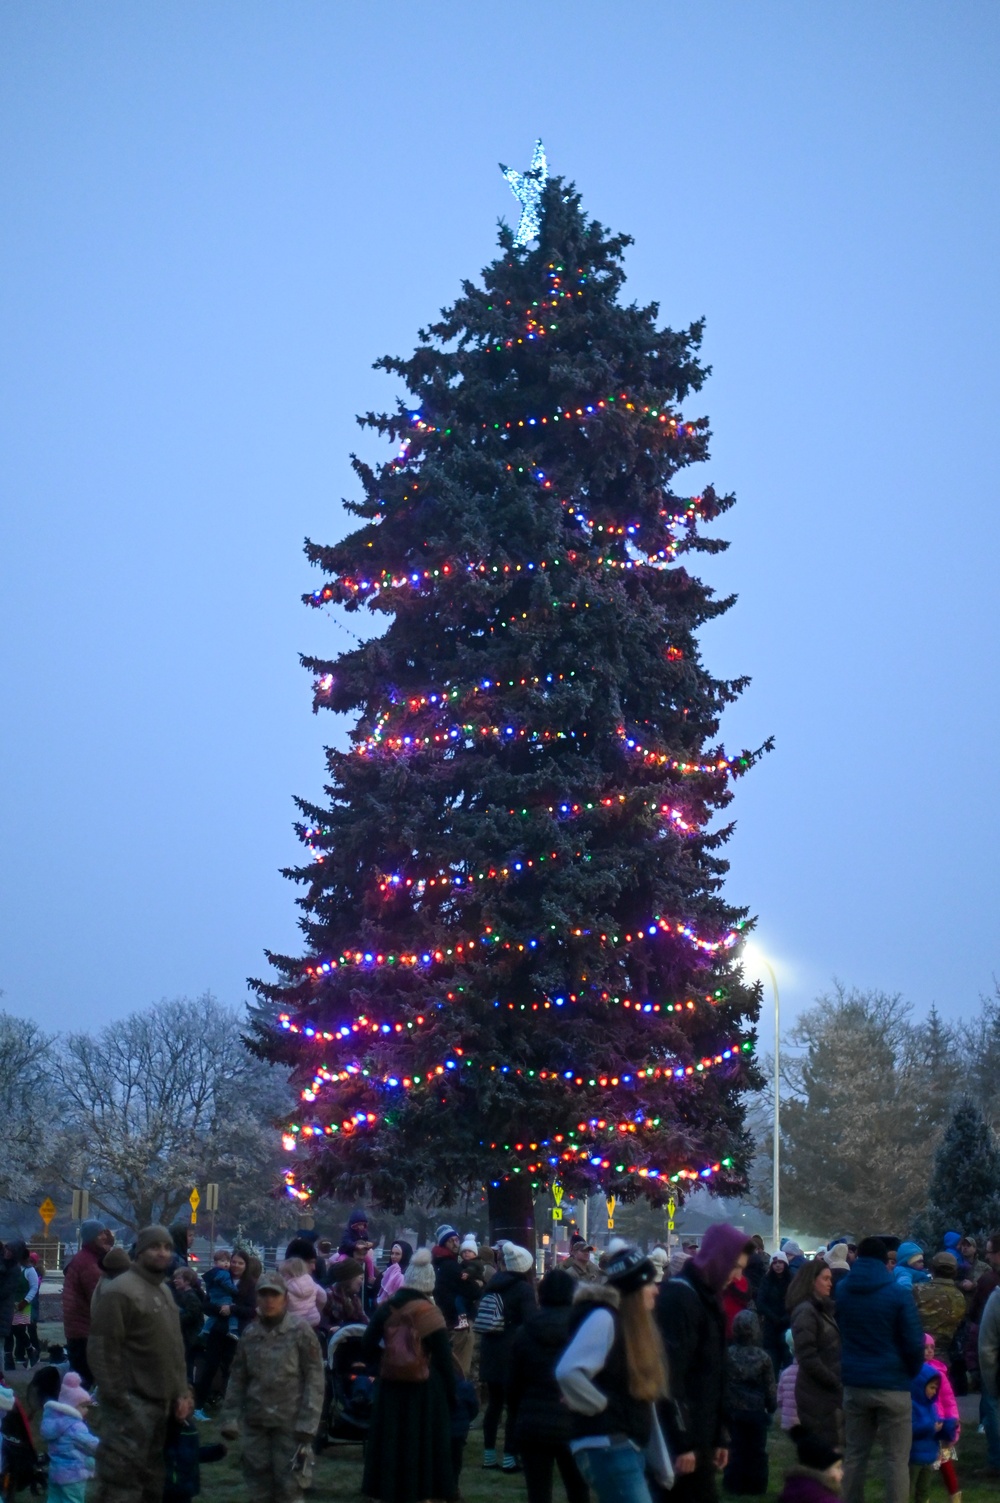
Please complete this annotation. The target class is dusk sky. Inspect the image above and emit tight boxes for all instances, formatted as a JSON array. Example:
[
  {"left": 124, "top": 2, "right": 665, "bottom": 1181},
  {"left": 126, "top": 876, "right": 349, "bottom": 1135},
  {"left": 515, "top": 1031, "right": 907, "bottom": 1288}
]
[{"left": 2, "top": 2, "right": 998, "bottom": 1055}]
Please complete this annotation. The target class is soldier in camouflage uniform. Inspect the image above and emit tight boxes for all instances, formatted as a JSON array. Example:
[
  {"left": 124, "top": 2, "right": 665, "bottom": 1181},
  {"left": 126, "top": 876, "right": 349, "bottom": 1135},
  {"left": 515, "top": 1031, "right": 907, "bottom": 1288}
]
[
  {"left": 914, "top": 1252, "right": 967, "bottom": 1348},
  {"left": 88, "top": 1225, "right": 192, "bottom": 1503},
  {"left": 220, "top": 1271, "right": 324, "bottom": 1503}
]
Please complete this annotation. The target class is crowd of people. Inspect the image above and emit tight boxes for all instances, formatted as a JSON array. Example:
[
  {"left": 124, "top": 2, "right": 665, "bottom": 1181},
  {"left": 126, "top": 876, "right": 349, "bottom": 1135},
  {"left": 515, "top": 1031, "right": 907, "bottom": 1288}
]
[{"left": 0, "top": 1214, "right": 999, "bottom": 1503}]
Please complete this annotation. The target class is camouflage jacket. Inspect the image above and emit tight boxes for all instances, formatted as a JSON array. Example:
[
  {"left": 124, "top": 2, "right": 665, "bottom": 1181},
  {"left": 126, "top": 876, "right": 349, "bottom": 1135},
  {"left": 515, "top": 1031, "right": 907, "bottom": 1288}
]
[
  {"left": 222, "top": 1312, "right": 324, "bottom": 1437},
  {"left": 914, "top": 1279, "right": 967, "bottom": 1347}
]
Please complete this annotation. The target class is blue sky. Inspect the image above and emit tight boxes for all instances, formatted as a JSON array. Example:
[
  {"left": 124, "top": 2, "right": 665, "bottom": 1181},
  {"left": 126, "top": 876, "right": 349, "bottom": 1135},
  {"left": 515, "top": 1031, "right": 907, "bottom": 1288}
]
[{"left": 2, "top": 2, "right": 998, "bottom": 1052}]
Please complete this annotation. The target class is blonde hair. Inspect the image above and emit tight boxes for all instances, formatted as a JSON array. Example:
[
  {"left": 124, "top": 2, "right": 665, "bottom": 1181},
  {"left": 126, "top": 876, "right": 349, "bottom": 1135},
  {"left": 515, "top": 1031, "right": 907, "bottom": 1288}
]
[
  {"left": 279, "top": 1257, "right": 307, "bottom": 1279},
  {"left": 619, "top": 1287, "right": 668, "bottom": 1403}
]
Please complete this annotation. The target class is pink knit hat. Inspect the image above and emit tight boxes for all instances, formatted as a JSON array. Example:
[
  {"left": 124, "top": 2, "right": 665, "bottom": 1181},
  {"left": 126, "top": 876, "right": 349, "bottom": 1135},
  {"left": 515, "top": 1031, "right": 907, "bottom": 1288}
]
[{"left": 59, "top": 1372, "right": 93, "bottom": 1411}]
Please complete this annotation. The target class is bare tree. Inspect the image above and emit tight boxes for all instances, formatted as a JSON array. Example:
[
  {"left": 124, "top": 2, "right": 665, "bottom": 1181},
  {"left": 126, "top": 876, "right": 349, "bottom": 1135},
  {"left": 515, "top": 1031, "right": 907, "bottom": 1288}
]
[
  {"left": 0, "top": 1009, "right": 57, "bottom": 1202},
  {"left": 54, "top": 994, "right": 293, "bottom": 1230}
]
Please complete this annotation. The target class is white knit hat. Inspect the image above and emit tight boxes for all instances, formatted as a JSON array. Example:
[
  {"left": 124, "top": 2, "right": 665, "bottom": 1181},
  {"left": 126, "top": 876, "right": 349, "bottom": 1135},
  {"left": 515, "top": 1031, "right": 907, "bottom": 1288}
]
[
  {"left": 403, "top": 1247, "right": 436, "bottom": 1294},
  {"left": 459, "top": 1234, "right": 478, "bottom": 1255},
  {"left": 502, "top": 1241, "right": 534, "bottom": 1274}
]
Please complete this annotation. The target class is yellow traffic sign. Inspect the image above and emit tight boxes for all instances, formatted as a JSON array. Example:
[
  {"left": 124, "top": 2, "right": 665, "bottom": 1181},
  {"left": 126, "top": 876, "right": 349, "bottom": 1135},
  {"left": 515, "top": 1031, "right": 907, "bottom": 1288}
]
[
  {"left": 552, "top": 1208, "right": 563, "bottom": 1221},
  {"left": 606, "top": 1194, "right": 616, "bottom": 1230},
  {"left": 38, "top": 1198, "right": 57, "bottom": 1228},
  {"left": 189, "top": 1188, "right": 200, "bottom": 1224}
]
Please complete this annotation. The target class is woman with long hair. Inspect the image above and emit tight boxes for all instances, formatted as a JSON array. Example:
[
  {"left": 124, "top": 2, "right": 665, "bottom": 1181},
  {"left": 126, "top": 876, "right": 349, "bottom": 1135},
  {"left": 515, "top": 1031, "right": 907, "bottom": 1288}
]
[
  {"left": 193, "top": 1246, "right": 259, "bottom": 1417},
  {"left": 556, "top": 1245, "right": 672, "bottom": 1503},
  {"left": 787, "top": 1257, "right": 842, "bottom": 1447}
]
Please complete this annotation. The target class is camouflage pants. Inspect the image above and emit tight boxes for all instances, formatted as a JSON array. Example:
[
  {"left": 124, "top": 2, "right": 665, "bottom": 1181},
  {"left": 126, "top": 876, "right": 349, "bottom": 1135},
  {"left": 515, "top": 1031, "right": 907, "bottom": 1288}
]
[
  {"left": 241, "top": 1426, "right": 302, "bottom": 1503},
  {"left": 93, "top": 1395, "right": 169, "bottom": 1503}
]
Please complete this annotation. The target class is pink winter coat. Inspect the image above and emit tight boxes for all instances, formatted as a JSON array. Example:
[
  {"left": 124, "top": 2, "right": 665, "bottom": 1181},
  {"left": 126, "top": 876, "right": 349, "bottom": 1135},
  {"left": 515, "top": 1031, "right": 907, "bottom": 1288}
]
[
  {"left": 777, "top": 1360, "right": 800, "bottom": 1430},
  {"left": 377, "top": 1262, "right": 405, "bottom": 1304},
  {"left": 927, "top": 1355, "right": 960, "bottom": 1440},
  {"left": 283, "top": 1273, "right": 326, "bottom": 1327}
]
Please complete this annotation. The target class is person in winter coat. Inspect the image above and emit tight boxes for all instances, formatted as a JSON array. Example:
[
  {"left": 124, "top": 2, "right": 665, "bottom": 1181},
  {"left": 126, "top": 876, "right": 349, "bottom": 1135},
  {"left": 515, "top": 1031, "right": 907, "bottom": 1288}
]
[
  {"left": 457, "top": 1234, "right": 487, "bottom": 1319},
  {"left": 783, "top": 1242, "right": 807, "bottom": 1272},
  {"left": 324, "top": 1259, "right": 367, "bottom": 1328},
  {"left": 201, "top": 1251, "right": 240, "bottom": 1338},
  {"left": 724, "top": 1309, "right": 777, "bottom": 1495},
  {"left": 507, "top": 1268, "right": 589, "bottom": 1503},
  {"left": 835, "top": 1236, "right": 925, "bottom": 1503},
  {"left": 478, "top": 1241, "right": 538, "bottom": 1472},
  {"left": 978, "top": 1284, "right": 1000, "bottom": 1476},
  {"left": 431, "top": 1225, "right": 474, "bottom": 1377},
  {"left": 757, "top": 1251, "right": 794, "bottom": 1377},
  {"left": 893, "top": 1242, "right": 931, "bottom": 1291},
  {"left": 777, "top": 1347, "right": 800, "bottom": 1432},
  {"left": 923, "top": 1334, "right": 961, "bottom": 1501},
  {"left": 824, "top": 1242, "right": 852, "bottom": 1290},
  {"left": 376, "top": 1242, "right": 412, "bottom": 1305},
  {"left": 220, "top": 1272, "right": 324, "bottom": 1503},
  {"left": 33, "top": 1364, "right": 99, "bottom": 1503},
  {"left": 359, "top": 1248, "right": 456, "bottom": 1503},
  {"left": 87, "top": 1225, "right": 193, "bottom": 1503},
  {"left": 168, "top": 1222, "right": 195, "bottom": 1272},
  {"left": 655, "top": 1222, "right": 755, "bottom": 1503},
  {"left": 556, "top": 1245, "right": 671, "bottom": 1503},
  {"left": 914, "top": 1253, "right": 967, "bottom": 1349},
  {"left": 564, "top": 1237, "right": 601, "bottom": 1285},
  {"left": 788, "top": 1259, "right": 842, "bottom": 1449},
  {"left": 3, "top": 1241, "right": 39, "bottom": 1370},
  {"left": 776, "top": 1426, "right": 843, "bottom": 1503},
  {"left": 278, "top": 1258, "right": 326, "bottom": 1328},
  {"left": 192, "top": 1248, "right": 257, "bottom": 1417},
  {"left": 723, "top": 1270, "right": 754, "bottom": 1340},
  {"left": 908, "top": 1364, "right": 957, "bottom": 1503},
  {"left": 171, "top": 1268, "right": 206, "bottom": 1385},
  {"left": 61, "top": 1222, "right": 114, "bottom": 1385},
  {"left": 334, "top": 1211, "right": 378, "bottom": 1307},
  {"left": 745, "top": 1237, "right": 769, "bottom": 1301}
]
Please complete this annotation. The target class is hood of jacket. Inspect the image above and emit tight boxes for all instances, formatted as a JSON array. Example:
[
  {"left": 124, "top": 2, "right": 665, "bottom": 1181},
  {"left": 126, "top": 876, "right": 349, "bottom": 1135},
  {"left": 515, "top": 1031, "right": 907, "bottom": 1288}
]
[
  {"left": 731, "top": 1308, "right": 762, "bottom": 1344},
  {"left": 42, "top": 1401, "right": 87, "bottom": 1433},
  {"left": 691, "top": 1223, "right": 750, "bottom": 1295},
  {"left": 911, "top": 1362, "right": 941, "bottom": 1403},
  {"left": 842, "top": 1256, "right": 894, "bottom": 1294}
]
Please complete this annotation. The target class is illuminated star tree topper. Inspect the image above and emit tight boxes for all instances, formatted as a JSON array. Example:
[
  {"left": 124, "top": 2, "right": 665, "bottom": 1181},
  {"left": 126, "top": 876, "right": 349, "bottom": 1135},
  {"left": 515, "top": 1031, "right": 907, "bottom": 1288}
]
[{"left": 500, "top": 139, "right": 548, "bottom": 248}]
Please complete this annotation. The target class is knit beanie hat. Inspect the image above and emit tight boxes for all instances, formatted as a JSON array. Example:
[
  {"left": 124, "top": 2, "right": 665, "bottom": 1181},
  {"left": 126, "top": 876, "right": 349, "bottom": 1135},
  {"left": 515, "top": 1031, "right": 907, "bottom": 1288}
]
[
  {"left": 602, "top": 1244, "right": 656, "bottom": 1295},
  {"left": 648, "top": 1247, "right": 669, "bottom": 1283},
  {"left": 824, "top": 1243, "right": 850, "bottom": 1271},
  {"left": 771, "top": 1249, "right": 789, "bottom": 1265},
  {"left": 327, "top": 1258, "right": 364, "bottom": 1284},
  {"left": 80, "top": 1220, "right": 106, "bottom": 1247},
  {"left": 59, "top": 1372, "right": 92, "bottom": 1412},
  {"left": 897, "top": 1241, "right": 924, "bottom": 1267},
  {"left": 782, "top": 1239, "right": 803, "bottom": 1259},
  {"left": 459, "top": 1234, "right": 478, "bottom": 1256},
  {"left": 102, "top": 1247, "right": 131, "bottom": 1276},
  {"left": 435, "top": 1224, "right": 459, "bottom": 1246},
  {"left": 502, "top": 1242, "right": 534, "bottom": 1275},
  {"left": 403, "top": 1248, "right": 436, "bottom": 1293},
  {"left": 135, "top": 1225, "right": 173, "bottom": 1256}
]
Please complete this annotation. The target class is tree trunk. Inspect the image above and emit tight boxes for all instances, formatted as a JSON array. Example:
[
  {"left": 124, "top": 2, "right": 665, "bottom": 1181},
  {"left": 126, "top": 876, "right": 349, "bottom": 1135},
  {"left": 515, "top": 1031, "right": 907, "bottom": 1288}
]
[{"left": 488, "top": 1178, "right": 536, "bottom": 1255}]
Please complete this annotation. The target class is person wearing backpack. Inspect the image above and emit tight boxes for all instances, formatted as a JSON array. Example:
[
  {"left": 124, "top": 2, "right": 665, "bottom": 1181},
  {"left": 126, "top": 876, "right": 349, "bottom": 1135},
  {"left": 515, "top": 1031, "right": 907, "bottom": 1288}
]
[
  {"left": 360, "top": 1248, "right": 456, "bottom": 1503},
  {"left": 476, "top": 1241, "right": 538, "bottom": 1473}
]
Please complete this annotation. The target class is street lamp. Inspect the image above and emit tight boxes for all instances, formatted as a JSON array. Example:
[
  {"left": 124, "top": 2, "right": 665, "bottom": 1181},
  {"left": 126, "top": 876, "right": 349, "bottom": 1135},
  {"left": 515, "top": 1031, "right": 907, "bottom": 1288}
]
[{"left": 758, "top": 958, "right": 781, "bottom": 1254}]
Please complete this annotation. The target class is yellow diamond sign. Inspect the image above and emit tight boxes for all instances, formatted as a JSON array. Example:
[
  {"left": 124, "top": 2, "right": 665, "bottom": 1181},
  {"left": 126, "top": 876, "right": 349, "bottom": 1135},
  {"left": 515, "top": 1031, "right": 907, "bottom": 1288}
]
[{"left": 38, "top": 1198, "right": 57, "bottom": 1228}]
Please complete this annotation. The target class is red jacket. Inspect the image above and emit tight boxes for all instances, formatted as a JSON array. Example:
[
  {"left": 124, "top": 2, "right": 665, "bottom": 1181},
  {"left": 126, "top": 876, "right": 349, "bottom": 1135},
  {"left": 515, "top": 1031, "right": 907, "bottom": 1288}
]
[
  {"left": 62, "top": 1244, "right": 104, "bottom": 1339},
  {"left": 723, "top": 1275, "right": 753, "bottom": 1340}
]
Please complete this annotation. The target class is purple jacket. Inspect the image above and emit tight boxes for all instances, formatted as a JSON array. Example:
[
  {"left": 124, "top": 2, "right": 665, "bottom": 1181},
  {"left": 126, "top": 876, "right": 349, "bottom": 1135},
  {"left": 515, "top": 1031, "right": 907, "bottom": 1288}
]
[
  {"left": 777, "top": 1470, "right": 841, "bottom": 1503},
  {"left": 41, "top": 1400, "right": 99, "bottom": 1484}
]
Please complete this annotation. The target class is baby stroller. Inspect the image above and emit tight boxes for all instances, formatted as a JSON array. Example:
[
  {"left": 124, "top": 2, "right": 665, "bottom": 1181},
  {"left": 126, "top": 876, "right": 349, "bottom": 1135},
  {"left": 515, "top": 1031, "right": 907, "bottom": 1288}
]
[
  {"left": 324, "top": 1324, "right": 375, "bottom": 1444},
  {"left": 0, "top": 1391, "right": 47, "bottom": 1501}
]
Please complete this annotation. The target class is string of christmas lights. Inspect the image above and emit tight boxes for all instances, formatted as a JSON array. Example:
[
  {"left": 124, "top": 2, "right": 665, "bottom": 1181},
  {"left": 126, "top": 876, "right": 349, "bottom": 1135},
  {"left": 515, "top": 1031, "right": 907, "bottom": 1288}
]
[{"left": 301, "top": 910, "right": 743, "bottom": 981}]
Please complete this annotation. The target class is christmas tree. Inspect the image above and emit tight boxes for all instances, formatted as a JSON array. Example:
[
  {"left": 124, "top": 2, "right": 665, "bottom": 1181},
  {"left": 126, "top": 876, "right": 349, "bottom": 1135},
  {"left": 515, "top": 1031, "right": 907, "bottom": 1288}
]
[
  {"left": 917, "top": 1097, "right": 1000, "bottom": 1244},
  {"left": 252, "top": 147, "right": 766, "bottom": 1244}
]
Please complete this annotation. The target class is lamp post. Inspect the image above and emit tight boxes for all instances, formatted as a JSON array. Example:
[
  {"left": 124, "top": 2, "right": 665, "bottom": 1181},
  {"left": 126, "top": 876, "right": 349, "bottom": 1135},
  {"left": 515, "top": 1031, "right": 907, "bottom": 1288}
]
[{"left": 759, "top": 958, "right": 781, "bottom": 1253}]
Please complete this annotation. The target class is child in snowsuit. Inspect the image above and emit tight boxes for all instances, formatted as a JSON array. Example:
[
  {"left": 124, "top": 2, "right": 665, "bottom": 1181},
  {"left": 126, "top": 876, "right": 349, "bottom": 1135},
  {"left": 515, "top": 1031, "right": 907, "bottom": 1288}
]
[
  {"left": 202, "top": 1250, "right": 239, "bottom": 1338},
  {"left": 923, "top": 1336, "right": 961, "bottom": 1500},
  {"left": 277, "top": 1258, "right": 326, "bottom": 1329},
  {"left": 724, "top": 1309, "right": 778, "bottom": 1495},
  {"left": 34, "top": 1365, "right": 99, "bottom": 1503},
  {"left": 778, "top": 1355, "right": 801, "bottom": 1431},
  {"left": 910, "top": 1364, "right": 958, "bottom": 1503},
  {"left": 220, "top": 1272, "right": 324, "bottom": 1503}
]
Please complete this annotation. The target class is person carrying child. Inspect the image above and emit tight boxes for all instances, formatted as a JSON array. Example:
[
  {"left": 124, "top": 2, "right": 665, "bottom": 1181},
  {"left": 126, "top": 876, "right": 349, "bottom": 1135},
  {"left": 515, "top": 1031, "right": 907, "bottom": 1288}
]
[
  {"left": 724, "top": 1308, "right": 778, "bottom": 1494},
  {"left": 909, "top": 1364, "right": 958, "bottom": 1503},
  {"left": 33, "top": 1364, "right": 99, "bottom": 1503},
  {"left": 220, "top": 1271, "right": 324, "bottom": 1503}
]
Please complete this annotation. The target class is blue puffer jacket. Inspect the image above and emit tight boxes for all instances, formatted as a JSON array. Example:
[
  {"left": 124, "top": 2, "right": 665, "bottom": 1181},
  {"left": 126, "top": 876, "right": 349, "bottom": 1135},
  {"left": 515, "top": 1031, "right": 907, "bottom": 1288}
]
[
  {"left": 41, "top": 1401, "right": 99, "bottom": 1485},
  {"left": 909, "top": 1363, "right": 957, "bottom": 1464},
  {"left": 835, "top": 1257, "right": 925, "bottom": 1390}
]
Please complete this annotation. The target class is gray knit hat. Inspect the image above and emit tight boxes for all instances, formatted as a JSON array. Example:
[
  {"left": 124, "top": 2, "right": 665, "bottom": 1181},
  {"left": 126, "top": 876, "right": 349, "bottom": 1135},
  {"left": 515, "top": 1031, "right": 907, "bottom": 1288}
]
[
  {"left": 403, "top": 1248, "right": 436, "bottom": 1294},
  {"left": 135, "top": 1225, "right": 173, "bottom": 1255}
]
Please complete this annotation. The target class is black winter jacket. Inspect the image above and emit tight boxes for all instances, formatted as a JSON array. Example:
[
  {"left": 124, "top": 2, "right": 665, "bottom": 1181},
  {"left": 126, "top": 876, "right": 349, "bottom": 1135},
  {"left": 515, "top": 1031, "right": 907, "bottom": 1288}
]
[
  {"left": 656, "top": 1263, "right": 728, "bottom": 1455},
  {"left": 477, "top": 1270, "right": 536, "bottom": 1386},
  {"left": 756, "top": 1268, "right": 793, "bottom": 1346},
  {"left": 507, "top": 1305, "right": 576, "bottom": 1444}
]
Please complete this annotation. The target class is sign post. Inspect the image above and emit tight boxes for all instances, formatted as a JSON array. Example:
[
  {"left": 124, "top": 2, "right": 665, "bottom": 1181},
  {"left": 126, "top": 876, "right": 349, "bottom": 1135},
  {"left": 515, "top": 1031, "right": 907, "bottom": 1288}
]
[
  {"left": 189, "top": 1187, "right": 201, "bottom": 1227},
  {"left": 205, "top": 1183, "right": 219, "bottom": 1253},
  {"left": 71, "top": 1189, "right": 90, "bottom": 1224}
]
